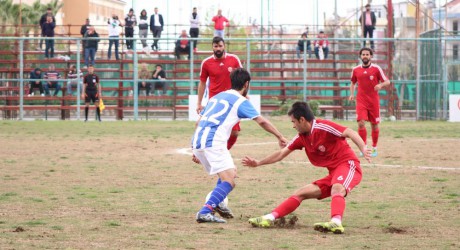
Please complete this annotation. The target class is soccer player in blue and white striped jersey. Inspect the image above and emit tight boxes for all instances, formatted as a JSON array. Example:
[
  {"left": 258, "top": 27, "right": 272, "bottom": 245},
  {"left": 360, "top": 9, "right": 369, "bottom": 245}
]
[{"left": 192, "top": 68, "right": 288, "bottom": 223}]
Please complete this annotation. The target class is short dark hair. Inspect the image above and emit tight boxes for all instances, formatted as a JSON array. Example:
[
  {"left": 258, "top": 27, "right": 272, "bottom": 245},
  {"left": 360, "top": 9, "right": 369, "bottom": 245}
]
[
  {"left": 359, "top": 47, "right": 373, "bottom": 56},
  {"left": 47, "top": 7, "right": 52, "bottom": 11},
  {"left": 230, "top": 68, "right": 251, "bottom": 91},
  {"left": 365, "top": 4, "right": 371, "bottom": 7},
  {"left": 212, "top": 36, "right": 225, "bottom": 45},
  {"left": 288, "top": 101, "right": 315, "bottom": 122},
  {"left": 156, "top": 64, "right": 162, "bottom": 68}
]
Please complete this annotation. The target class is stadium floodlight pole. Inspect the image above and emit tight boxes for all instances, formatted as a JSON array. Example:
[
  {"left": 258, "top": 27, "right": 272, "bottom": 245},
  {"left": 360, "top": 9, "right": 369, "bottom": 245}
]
[
  {"left": 19, "top": 40, "right": 24, "bottom": 120},
  {"left": 246, "top": 40, "right": 251, "bottom": 74},
  {"left": 416, "top": 41, "right": 421, "bottom": 121},
  {"left": 76, "top": 39, "right": 81, "bottom": 120},
  {"left": 303, "top": 40, "right": 307, "bottom": 102},
  {"left": 133, "top": 37, "right": 139, "bottom": 121},
  {"left": 190, "top": 38, "right": 194, "bottom": 94}
]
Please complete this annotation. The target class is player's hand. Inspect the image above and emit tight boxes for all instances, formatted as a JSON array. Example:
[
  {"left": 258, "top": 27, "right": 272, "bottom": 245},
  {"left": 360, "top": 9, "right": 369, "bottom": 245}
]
[
  {"left": 374, "top": 84, "right": 383, "bottom": 91},
  {"left": 242, "top": 156, "right": 259, "bottom": 168},
  {"left": 348, "top": 95, "right": 355, "bottom": 101},
  {"left": 278, "top": 137, "right": 289, "bottom": 148},
  {"left": 362, "top": 146, "right": 372, "bottom": 163},
  {"left": 81, "top": 93, "right": 85, "bottom": 99},
  {"left": 196, "top": 104, "right": 204, "bottom": 114},
  {"left": 192, "top": 154, "right": 200, "bottom": 164}
]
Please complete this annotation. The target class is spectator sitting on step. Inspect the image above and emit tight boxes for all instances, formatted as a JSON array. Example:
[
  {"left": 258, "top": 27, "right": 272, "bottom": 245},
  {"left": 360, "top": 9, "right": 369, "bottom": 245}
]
[
  {"left": 138, "top": 63, "right": 151, "bottom": 96},
  {"left": 314, "top": 31, "right": 329, "bottom": 60},
  {"left": 152, "top": 64, "right": 167, "bottom": 96},
  {"left": 174, "top": 30, "right": 191, "bottom": 60},
  {"left": 296, "top": 32, "right": 311, "bottom": 59},
  {"left": 44, "top": 64, "right": 62, "bottom": 96},
  {"left": 28, "top": 68, "right": 45, "bottom": 97},
  {"left": 67, "top": 65, "right": 83, "bottom": 96}
]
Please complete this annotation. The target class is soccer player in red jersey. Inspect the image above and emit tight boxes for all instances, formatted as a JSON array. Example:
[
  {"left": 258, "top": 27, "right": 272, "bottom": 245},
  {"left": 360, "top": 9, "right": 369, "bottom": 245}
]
[
  {"left": 349, "top": 47, "right": 391, "bottom": 157},
  {"left": 243, "top": 102, "right": 371, "bottom": 234},
  {"left": 197, "top": 36, "right": 243, "bottom": 150}
]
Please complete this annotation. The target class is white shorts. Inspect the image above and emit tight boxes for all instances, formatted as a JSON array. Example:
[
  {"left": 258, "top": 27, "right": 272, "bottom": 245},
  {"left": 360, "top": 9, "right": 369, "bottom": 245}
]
[{"left": 193, "top": 147, "right": 235, "bottom": 175}]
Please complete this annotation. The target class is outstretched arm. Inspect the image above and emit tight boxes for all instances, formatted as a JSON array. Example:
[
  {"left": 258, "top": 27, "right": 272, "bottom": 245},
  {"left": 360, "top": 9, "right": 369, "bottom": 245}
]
[
  {"left": 242, "top": 146, "right": 293, "bottom": 168},
  {"left": 342, "top": 128, "right": 371, "bottom": 163},
  {"left": 253, "top": 116, "right": 289, "bottom": 148}
]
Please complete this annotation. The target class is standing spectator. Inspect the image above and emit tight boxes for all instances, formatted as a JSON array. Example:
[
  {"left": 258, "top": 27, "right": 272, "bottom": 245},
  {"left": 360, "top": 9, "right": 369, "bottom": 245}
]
[
  {"left": 174, "top": 30, "right": 191, "bottom": 60},
  {"left": 189, "top": 7, "right": 200, "bottom": 52},
  {"left": 152, "top": 64, "right": 166, "bottom": 96},
  {"left": 296, "top": 32, "right": 311, "bottom": 59},
  {"left": 42, "top": 15, "right": 55, "bottom": 59},
  {"left": 138, "top": 9, "right": 149, "bottom": 51},
  {"left": 124, "top": 8, "right": 137, "bottom": 50},
  {"left": 107, "top": 14, "right": 122, "bottom": 60},
  {"left": 149, "top": 7, "right": 164, "bottom": 51},
  {"left": 349, "top": 48, "right": 391, "bottom": 157},
  {"left": 314, "top": 31, "right": 329, "bottom": 60},
  {"left": 44, "top": 64, "right": 61, "bottom": 96},
  {"left": 80, "top": 18, "right": 90, "bottom": 50},
  {"left": 39, "top": 8, "right": 55, "bottom": 50},
  {"left": 359, "top": 4, "right": 376, "bottom": 49},
  {"left": 82, "top": 65, "right": 102, "bottom": 122},
  {"left": 84, "top": 26, "right": 100, "bottom": 67},
  {"left": 193, "top": 68, "right": 288, "bottom": 223},
  {"left": 28, "top": 68, "right": 45, "bottom": 97},
  {"left": 212, "top": 9, "right": 229, "bottom": 38},
  {"left": 138, "top": 63, "right": 151, "bottom": 96},
  {"left": 243, "top": 102, "right": 370, "bottom": 234},
  {"left": 66, "top": 65, "right": 83, "bottom": 96},
  {"left": 197, "top": 36, "right": 242, "bottom": 150}
]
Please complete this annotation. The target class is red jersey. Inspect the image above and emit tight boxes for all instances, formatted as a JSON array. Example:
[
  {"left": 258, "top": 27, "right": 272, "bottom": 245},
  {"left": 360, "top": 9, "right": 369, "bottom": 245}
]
[
  {"left": 351, "top": 63, "right": 388, "bottom": 108},
  {"left": 287, "top": 119, "right": 359, "bottom": 169},
  {"left": 200, "top": 53, "right": 242, "bottom": 98},
  {"left": 212, "top": 15, "right": 229, "bottom": 30}
]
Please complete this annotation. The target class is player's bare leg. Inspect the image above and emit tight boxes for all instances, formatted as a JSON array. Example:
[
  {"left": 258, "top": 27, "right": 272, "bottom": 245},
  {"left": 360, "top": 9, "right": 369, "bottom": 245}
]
[{"left": 227, "top": 130, "right": 239, "bottom": 149}]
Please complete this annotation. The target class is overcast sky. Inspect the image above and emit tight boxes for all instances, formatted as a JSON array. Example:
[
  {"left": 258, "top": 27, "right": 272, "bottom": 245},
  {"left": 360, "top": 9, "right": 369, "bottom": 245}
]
[{"left": 124, "top": 0, "right": 446, "bottom": 27}]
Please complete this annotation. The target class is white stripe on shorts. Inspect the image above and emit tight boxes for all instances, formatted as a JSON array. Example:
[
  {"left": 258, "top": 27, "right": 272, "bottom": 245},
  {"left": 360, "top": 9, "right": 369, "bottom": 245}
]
[{"left": 343, "top": 160, "right": 356, "bottom": 189}]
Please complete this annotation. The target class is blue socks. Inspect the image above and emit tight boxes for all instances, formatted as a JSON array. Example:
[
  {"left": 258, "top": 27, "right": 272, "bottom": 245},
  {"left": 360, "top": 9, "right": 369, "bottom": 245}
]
[{"left": 199, "top": 180, "right": 233, "bottom": 214}]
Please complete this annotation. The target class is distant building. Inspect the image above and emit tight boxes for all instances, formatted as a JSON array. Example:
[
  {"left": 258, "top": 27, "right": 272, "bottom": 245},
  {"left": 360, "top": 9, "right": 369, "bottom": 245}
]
[{"left": 14, "top": 0, "right": 126, "bottom": 36}]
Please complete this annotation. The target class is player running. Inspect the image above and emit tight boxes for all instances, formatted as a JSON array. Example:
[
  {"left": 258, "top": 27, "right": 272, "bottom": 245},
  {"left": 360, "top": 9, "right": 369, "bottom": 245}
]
[
  {"left": 349, "top": 47, "right": 391, "bottom": 157},
  {"left": 197, "top": 36, "right": 243, "bottom": 150},
  {"left": 193, "top": 68, "right": 288, "bottom": 223},
  {"left": 243, "top": 101, "right": 371, "bottom": 233}
]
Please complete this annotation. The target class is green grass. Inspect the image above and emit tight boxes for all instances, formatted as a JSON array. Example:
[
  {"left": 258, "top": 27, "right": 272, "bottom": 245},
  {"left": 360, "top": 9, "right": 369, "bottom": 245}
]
[{"left": 0, "top": 119, "right": 459, "bottom": 249}]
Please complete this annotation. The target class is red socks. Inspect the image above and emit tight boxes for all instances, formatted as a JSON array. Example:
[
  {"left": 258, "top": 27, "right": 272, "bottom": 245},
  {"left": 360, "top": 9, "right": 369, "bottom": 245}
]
[
  {"left": 330, "top": 193, "right": 345, "bottom": 219},
  {"left": 271, "top": 195, "right": 302, "bottom": 219},
  {"left": 371, "top": 128, "right": 379, "bottom": 148},
  {"left": 227, "top": 135, "right": 238, "bottom": 149},
  {"left": 358, "top": 127, "right": 367, "bottom": 145}
]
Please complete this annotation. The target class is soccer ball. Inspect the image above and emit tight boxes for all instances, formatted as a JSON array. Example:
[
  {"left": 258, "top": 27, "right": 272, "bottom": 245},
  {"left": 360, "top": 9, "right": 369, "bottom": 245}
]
[{"left": 205, "top": 191, "right": 228, "bottom": 207}]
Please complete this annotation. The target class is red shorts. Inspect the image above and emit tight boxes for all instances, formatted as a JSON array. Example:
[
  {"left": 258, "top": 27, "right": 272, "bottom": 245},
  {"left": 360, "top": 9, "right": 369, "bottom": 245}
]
[
  {"left": 232, "top": 122, "right": 240, "bottom": 131},
  {"left": 313, "top": 160, "right": 362, "bottom": 200},
  {"left": 356, "top": 103, "right": 380, "bottom": 124}
]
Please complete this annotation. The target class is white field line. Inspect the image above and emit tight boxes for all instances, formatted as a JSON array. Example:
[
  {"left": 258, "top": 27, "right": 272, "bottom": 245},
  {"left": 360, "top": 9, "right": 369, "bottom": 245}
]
[{"left": 176, "top": 142, "right": 460, "bottom": 171}]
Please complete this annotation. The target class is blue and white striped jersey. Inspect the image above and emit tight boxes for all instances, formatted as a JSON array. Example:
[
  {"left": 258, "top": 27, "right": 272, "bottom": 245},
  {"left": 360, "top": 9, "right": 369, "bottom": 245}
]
[{"left": 192, "top": 89, "right": 259, "bottom": 149}]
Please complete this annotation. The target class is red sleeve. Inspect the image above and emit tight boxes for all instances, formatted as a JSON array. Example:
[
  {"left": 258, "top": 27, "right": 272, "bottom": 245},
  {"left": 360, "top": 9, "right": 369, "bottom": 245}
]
[
  {"left": 199, "top": 61, "right": 208, "bottom": 82},
  {"left": 350, "top": 69, "right": 357, "bottom": 83},
  {"left": 376, "top": 66, "right": 388, "bottom": 82},
  {"left": 212, "top": 16, "right": 217, "bottom": 22},
  {"left": 287, "top": 135, "right": 304, "bottom": 151}
]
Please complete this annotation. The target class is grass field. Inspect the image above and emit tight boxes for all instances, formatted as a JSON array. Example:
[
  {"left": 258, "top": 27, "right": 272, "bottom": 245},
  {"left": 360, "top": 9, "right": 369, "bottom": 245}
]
[{"left": 1, "top": 118, "right": 459, "bottom": 249}]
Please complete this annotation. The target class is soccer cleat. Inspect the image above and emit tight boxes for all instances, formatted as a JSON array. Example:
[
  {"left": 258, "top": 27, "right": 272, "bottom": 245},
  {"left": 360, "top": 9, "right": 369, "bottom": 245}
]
[
  {"left": 248, "top": 216, "right": 273, "bottom": 228},
  {"left": 214, "top": 203, "right": 234, "bottom": 219},
  {"left": 196, "top": 212, "right": 226, "bottom": 223},
  {"left": 371, "top": 148, "right": 378, "bottom": 157},
  {"left": 313, "top": 221, "right": 345, "bottom": 234}
]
